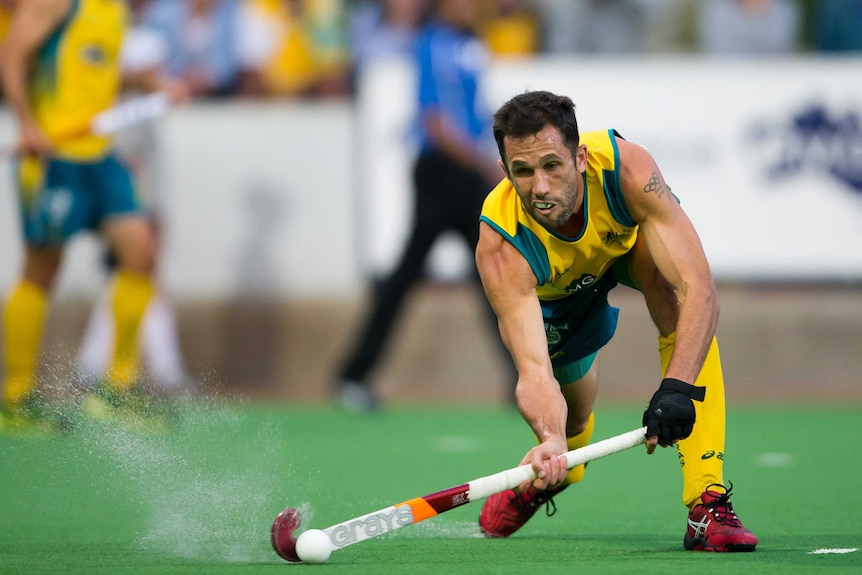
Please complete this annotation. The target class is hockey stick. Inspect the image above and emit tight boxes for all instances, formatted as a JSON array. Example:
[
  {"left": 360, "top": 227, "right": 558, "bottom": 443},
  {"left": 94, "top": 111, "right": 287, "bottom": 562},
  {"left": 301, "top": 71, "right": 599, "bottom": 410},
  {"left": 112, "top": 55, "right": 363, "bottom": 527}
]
[
  {"left": 90, "top": 91, "right": 170, "bottom": 135},
  {"left": 272, "top": 425, "right": 647, "bottom": 563},
  {"left": 0, "top": 92, "right": 171, "bottom": 158}
]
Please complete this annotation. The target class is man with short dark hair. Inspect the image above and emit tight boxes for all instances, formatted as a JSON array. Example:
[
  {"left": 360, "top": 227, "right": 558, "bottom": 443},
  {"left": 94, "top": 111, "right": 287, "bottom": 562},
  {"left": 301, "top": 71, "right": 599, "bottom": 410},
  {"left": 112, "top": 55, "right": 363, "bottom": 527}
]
[{"left": 475, "top": 90, "right": 758, "bottom": 552}]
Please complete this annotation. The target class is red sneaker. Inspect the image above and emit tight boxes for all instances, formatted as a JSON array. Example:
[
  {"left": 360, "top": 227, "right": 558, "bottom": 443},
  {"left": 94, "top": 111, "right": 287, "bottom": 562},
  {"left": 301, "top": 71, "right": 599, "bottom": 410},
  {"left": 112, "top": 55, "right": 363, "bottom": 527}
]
[
  {"left": 684, "top": 483, "right": 758, "bottom": 552},
  {"left": 479, "top": 483, "right": 568, "bottom": 538}
]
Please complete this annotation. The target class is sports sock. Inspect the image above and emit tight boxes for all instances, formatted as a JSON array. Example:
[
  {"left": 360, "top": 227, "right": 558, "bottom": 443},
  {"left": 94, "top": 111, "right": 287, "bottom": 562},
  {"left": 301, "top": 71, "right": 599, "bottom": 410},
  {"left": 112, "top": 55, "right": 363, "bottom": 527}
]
[
  {"left": 3, "top": 281, "right": 48, "bottom": 406},
  {"left": 658, "top": 333, "right": 726, "bottom": 509},
  {"left": 564, "top": 411, "right": 595, "bottom": 485},
  {"left": 77, "top": 292, "right": 112, "bottom": 380},
  {"left": 105, "top": 270, "right": 154, "bottom": 390},
  {"left": 142, "top": 294, "right": 186, "bottom": 388}
]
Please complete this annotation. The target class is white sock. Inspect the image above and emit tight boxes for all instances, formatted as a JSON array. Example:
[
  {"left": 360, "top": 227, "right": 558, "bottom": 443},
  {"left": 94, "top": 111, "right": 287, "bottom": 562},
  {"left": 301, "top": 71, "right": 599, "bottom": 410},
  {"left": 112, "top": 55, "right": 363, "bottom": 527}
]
[
  {"left": 77, "top": 293, "right": 112, "bottom": 382},
  {"left": 142, "top": 294, "right": 187, "bottom": 389}
]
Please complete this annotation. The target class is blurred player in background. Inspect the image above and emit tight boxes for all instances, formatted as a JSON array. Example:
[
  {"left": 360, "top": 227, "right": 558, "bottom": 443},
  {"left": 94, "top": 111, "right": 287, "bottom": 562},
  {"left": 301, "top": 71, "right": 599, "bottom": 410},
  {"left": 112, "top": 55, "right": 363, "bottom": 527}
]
[
  {"left": 76, "top": 0, "right": 194, "bottom": 398},
  {"left": 333, "top": 0, "right": 516, "bottom": 412},
  {"left": 0, "top": 0, "right": 187, "bottom": 432},
  {"left": 475, "top": 91, "right": 758, "bottom": 552}
]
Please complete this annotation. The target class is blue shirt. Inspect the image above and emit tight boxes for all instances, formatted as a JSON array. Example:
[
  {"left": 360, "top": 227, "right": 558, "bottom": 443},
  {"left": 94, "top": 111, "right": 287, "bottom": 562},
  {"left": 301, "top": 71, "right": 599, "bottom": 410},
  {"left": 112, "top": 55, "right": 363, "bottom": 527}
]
[{"left": 414, "top": 21, "right": 491, "bottom": 154}]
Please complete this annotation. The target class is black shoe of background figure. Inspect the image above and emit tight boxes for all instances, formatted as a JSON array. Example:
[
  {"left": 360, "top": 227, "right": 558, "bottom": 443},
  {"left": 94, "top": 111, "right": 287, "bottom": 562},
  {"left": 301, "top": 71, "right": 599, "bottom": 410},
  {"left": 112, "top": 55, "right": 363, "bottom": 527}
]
[{"left": 335, "top": 380, "right": 378, "bottom": 413}]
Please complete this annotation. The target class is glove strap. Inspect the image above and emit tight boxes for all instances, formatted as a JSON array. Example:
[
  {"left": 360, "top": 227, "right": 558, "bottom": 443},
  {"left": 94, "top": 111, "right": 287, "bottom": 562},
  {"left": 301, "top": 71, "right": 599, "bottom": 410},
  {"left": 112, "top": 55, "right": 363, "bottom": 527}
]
[{"left": 659, "top": 377, "right": 706, "bottom": 402}]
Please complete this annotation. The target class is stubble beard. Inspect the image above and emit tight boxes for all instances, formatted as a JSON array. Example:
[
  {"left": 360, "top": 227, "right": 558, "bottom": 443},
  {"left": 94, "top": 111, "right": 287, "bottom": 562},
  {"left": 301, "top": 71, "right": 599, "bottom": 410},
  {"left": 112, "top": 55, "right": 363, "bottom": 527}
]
[{"left": 525, "top": 183, "right": 579, "bottom": 232}]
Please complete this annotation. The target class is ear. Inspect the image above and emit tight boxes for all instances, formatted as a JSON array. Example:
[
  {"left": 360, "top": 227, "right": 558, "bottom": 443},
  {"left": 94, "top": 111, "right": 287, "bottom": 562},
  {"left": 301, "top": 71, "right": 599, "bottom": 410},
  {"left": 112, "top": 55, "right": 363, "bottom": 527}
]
[
  {"left": 575, "top": 144, "right": 588, "bottom": 173},
  {"left": 498, "top": 158, "right": 510, "bottom": 180}
]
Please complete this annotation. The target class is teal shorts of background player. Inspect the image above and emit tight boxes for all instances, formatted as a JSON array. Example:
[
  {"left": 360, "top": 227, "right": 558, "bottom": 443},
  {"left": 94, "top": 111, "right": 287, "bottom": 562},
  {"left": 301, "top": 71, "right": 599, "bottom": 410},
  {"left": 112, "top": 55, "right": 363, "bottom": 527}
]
[{"left": 13, "top": 153, "right": 149, "bottom": 246}]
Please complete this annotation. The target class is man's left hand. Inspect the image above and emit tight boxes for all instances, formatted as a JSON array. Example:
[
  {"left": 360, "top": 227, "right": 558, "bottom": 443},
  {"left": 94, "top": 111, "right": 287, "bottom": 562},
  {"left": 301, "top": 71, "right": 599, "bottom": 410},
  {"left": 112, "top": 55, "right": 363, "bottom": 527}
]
[{"left": 643, "top": 378, "right": 706, "bottom": 453}]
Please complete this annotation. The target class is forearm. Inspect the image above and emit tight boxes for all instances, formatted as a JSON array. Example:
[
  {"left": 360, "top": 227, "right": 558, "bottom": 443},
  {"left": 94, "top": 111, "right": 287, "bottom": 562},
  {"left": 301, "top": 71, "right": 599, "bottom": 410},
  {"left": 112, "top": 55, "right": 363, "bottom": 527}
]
[
  {"left": 1, "top": 52, "right": 34, "bottom": 126},
  {"left": 497, "top": 304, "right": 567, "bottom": 442},
  {"left": 516, "top": 374, "right": 568, "bottom": 443},
  {"left": 3, "top": 1, "right": 70, "bottom": 126},
  {"left": 664, "top": 283, "right": 719, "bottom": 383},
  {"left": 123, "top": 69, "right": 166, "bottom": 93}
]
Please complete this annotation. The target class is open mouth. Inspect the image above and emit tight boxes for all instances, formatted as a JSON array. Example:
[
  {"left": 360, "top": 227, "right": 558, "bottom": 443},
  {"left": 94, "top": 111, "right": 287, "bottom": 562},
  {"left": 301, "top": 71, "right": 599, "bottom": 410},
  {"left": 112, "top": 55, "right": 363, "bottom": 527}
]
[{"left": 534, "top": 201, "right": 554, "bottom": 212}]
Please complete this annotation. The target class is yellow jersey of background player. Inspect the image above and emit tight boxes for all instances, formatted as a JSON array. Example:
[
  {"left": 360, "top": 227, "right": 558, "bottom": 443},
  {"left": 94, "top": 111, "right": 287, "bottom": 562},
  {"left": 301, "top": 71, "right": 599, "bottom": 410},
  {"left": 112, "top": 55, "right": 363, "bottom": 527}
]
[{"left": 29, "top": 0, "right": 129, "bottom": 160}]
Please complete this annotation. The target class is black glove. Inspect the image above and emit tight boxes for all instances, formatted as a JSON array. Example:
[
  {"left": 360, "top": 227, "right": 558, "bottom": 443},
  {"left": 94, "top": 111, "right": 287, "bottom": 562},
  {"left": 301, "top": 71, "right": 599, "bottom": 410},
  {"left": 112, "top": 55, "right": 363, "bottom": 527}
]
[{"left": 642, "top": 378, "right": 706, "bottom": 446}]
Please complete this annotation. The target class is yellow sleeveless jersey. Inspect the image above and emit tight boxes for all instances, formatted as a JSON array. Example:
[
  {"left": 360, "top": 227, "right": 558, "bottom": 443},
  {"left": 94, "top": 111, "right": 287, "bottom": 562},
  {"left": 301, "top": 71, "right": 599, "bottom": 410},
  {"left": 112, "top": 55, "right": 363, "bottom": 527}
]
[
  {"left": 30, "top": 0, "right": 129, "bottom": 160},
  {"left": 480, "top": 129, "right": 638, "bottom": 302}
]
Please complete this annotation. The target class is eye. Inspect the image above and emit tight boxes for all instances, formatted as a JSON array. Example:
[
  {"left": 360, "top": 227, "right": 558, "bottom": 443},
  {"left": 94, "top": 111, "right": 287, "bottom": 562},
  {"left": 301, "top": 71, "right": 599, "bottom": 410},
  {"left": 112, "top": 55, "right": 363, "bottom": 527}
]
[{"left": 513, "top": 167, "right": 532, "bottom": 177}]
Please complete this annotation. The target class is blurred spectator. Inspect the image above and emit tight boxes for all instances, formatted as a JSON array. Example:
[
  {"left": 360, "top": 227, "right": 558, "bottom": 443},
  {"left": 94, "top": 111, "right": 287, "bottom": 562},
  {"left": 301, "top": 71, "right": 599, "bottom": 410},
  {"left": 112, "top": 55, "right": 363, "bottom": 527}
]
[
  {"left": 306, "top": 0, "right": 350, "bottom": 95},
  {"left": 479, "top": 0, "right": 542, "bottom": 57},
  {"left": 236, "top": 0, "right": 349, "bottom": 98},
  {"left": 531, "top": 0, "right": 651, "bottom": 53},
  {"left": 237, "top": 0, "right": 320, "bottom": 97},
  {"left": 347, "top": 0, "right": 429, "bottom": 91},
  {"left": 140, "top": 0, "right": 242, "bottom": 97},
  {"left": 812, "top": 0, "right": 862, "bottom": 52},
  {"left": 124, "top": 1, "right": 171, "bottom": 84},
  {"left": 697, "top": 0, "right": 800, "bottom": 54}
]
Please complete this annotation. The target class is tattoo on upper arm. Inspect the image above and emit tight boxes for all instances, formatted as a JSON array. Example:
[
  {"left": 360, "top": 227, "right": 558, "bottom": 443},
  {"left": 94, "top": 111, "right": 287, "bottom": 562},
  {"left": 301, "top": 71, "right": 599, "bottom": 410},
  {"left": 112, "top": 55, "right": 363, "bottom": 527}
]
[{"left": 643, "top": 172, "right": 666, "bottom": 198}]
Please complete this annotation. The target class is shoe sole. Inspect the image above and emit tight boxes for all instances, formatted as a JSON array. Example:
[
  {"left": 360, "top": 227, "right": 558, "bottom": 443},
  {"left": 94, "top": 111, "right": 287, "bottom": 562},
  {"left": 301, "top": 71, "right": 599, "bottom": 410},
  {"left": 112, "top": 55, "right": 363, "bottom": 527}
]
[
  {"left": 478, "top": 525, "right": 510, "bottom": 538},
  {"left": 685, "top": 538, "right": 757, "bottom": 552}
]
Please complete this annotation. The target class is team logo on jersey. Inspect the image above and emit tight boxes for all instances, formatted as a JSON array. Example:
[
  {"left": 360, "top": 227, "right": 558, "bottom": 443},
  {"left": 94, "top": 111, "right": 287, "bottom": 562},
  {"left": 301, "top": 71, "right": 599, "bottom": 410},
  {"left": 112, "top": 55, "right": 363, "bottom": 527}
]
[
  {"left": 544, "top": 322, "right": 569, "bottom": 345},
  {"left": 602, "top": 231, "right": 630, "bottom": 247},
  {"left": 747, "top": 103, "right": 862, "bottom": 194},
  {"left": 561, "top": 273, "right": 597, "bottom": 294},
  {"left": 80, "top": 44, "right": 108, "bottom": 66}
]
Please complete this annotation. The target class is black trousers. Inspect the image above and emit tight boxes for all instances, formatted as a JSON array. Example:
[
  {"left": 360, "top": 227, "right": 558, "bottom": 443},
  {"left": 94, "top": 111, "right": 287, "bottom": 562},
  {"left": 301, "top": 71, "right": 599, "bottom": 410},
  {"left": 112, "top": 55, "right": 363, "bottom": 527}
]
[{"left": 338, "top": 149, "right": 516, "bottom": 396}]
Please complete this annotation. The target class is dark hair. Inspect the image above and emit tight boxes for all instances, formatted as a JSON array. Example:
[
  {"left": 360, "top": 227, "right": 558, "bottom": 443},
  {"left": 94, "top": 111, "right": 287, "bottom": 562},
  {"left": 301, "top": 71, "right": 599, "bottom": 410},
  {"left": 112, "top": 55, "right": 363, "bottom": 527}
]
[{"left": 492, "top": 91, "right": 580, "bottom": 168}]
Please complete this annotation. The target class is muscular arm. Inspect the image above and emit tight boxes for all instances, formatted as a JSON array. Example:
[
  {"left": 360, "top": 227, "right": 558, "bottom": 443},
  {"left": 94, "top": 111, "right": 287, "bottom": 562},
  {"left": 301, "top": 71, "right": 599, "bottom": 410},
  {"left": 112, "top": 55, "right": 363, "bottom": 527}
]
[
  {"left": 1, "top": 0, "right": 70, "bottom": 153},
  {"left": 475, "top": 222, "right": 568, "bottom": 487},
  {"left": 617, "top": 138, "right": 718, "bottom": 386}
]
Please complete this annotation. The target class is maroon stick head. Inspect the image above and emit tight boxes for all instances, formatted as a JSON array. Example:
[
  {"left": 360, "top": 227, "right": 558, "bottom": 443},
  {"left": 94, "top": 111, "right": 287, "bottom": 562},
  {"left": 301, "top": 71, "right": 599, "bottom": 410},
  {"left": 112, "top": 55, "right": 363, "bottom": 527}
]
[{"left": 271, "top": 508, "right": 302, "bottom": 562}]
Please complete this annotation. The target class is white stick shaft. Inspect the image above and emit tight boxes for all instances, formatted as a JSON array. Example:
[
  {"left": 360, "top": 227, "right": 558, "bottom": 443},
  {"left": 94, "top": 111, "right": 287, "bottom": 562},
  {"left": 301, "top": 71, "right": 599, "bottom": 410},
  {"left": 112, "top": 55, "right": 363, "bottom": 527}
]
[
  {"left": 91, "top": 92, "right": 170, "bottom": 135},
  {"left": 319, "top": 426, "right": 646, "bottom": 552},
  {"left": 467, "top": 426, "right": 646, "bottom": 500}
]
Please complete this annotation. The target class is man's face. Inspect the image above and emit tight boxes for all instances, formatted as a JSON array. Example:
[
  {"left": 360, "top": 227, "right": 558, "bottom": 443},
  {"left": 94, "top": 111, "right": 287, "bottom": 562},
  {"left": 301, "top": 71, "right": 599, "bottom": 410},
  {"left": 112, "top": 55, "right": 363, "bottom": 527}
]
[{"left": 502, "top": 124, "right": 587, "bottom": 233}]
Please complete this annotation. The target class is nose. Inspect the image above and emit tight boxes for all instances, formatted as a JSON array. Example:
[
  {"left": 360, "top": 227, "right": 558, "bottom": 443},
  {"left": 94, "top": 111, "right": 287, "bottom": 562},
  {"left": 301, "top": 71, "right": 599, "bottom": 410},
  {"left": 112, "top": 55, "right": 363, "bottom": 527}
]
[{"left": 533, "top": 170, "right": 551, "bottom": 196}]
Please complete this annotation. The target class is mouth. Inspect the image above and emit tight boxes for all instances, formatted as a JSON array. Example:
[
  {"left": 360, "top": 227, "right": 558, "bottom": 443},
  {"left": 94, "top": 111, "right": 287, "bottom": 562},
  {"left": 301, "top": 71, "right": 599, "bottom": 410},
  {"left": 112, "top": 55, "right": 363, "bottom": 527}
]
[{"left": 533, "top": 201, "right": 554, "bottom": 213}]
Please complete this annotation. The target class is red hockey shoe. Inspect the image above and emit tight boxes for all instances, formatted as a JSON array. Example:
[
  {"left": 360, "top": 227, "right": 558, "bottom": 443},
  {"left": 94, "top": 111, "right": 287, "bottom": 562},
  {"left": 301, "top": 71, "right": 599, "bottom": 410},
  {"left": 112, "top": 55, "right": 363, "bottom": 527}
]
[
  {"left": 479, "top": 483, "right": 568, "bottom": 538},
  {"left": 684, "top": 483, "right": 758, "bottom": 552}
]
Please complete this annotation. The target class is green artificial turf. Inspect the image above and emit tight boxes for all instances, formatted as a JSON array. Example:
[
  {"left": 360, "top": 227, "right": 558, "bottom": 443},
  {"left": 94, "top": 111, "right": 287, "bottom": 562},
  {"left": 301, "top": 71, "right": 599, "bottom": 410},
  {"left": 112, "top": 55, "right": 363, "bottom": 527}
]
[{"left": 1, "top": 399, "right": 860, "bottom": 574}]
